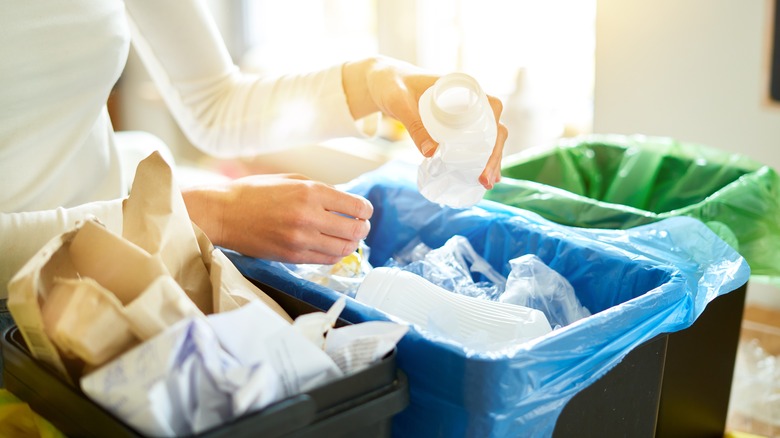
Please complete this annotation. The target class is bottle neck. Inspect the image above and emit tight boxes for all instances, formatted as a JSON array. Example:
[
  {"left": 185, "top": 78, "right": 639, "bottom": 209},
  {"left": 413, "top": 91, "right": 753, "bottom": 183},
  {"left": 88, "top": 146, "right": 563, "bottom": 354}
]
[{"left": 429, "top": 73, "right": 487, "bottom": 129}]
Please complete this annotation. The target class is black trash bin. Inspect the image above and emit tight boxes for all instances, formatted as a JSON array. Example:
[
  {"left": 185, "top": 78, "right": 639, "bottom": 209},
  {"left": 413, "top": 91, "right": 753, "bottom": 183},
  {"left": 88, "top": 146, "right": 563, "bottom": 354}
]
[{"left": 1, "top": 293, "right": 409, "bottom": 438}]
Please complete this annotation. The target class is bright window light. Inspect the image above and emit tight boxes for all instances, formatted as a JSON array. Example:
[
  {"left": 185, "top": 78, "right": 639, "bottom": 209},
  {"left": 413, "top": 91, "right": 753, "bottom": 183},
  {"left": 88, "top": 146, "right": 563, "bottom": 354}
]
[{"left": 240, "top": 0, "right": 595, "bottom": 143}]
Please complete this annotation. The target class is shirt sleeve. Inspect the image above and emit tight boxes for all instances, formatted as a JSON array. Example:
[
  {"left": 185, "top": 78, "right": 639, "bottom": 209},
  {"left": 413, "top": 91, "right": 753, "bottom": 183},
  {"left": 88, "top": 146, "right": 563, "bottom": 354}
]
[
  {"left": 0, "top": 199, "right": 124, "bottom": 299},
  {"left": 123, "top": 0, "right": 367, "bottom": 159}
]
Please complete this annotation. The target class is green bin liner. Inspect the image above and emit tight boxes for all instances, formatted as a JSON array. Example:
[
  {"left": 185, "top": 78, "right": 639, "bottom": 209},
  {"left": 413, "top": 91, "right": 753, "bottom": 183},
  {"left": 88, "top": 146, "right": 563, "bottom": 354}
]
[{"left": 485, "top": 134, "right": 780, "bottom": 282}]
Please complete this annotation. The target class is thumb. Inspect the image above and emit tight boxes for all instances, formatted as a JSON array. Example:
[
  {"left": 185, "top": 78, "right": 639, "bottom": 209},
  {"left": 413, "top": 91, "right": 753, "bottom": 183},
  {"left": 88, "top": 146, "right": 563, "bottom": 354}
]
[{"left": 405, "top": 118, "right": 439, "bottom": 157}]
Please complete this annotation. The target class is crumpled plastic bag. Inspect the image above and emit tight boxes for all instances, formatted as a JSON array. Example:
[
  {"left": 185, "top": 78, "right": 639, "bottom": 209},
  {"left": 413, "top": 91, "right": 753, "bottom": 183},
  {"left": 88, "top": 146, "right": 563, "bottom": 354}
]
[
  {"left": 387, "top": 236, "right": 589, "bottom": 329},
  {"left": 387, "top": 235, "right": 506, "bottom": 301},
  {"left": 500, "top": 254, "right": 591, "bottom": 329}
]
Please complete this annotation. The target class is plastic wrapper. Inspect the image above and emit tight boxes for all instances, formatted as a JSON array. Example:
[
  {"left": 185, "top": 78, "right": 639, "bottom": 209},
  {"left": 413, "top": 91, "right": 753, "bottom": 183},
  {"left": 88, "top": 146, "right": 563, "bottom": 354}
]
[
  {"left": 485, "top": 133, "right": 780, "bottom": 283},
  {"left": 500, "top": 254, "right": 591, "bottom": 329},
  {"left": 226, "top": 161, "right": 750, "bottom": 437},
  {"left": 387, "top": 235, "right": 506, "bottom": 301},
  {"left": 268, "top": 242, "right": 372, "bottom": 297}
]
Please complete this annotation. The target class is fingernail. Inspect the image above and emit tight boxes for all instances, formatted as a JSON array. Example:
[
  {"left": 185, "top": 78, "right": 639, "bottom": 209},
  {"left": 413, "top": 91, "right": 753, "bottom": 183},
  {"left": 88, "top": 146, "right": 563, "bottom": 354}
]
[
  {"left": 421, "top": 140, "right": 436, "bottom": 157},
  {"left": 484, "top": 171, "right": 499, "bottom": 189}
]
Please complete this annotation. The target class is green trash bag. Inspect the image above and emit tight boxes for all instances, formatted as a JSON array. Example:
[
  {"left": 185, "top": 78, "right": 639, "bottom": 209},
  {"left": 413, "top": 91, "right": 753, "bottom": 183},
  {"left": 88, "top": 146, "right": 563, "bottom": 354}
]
[{"left": 485, "top": 134, "right": 780, "bottom": 282}]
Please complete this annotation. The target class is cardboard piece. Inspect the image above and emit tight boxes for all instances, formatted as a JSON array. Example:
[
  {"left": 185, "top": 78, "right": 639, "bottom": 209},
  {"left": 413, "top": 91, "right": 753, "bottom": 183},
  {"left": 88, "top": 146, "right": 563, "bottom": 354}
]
[{"left": 42, "top": 276, "right": 137, "bottom": 367}]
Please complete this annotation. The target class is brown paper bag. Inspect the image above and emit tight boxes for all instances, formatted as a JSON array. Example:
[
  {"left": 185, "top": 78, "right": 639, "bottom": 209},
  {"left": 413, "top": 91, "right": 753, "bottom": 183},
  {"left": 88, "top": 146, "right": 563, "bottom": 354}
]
[
  {"left": 8, "top": 151, "right": 292, "bottom": 381},
  {"left": 121, "top": 150, "right": 213, "bottom": 314}
]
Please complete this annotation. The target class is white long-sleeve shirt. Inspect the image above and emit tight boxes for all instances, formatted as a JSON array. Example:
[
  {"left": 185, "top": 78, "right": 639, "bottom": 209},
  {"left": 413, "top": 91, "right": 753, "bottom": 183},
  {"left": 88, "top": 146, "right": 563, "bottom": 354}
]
[{"left": 0, "top": 0, "right": 364, "bottom": 297}]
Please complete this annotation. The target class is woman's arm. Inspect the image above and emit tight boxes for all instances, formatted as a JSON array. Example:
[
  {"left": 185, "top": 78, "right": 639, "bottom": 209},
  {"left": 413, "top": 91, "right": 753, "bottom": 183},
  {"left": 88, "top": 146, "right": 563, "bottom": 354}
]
[
  {"left": 124, "top": 0, "right": 364, "bottom": 157},
  {"left": 182, "top": 173, "right": 373, "bottom": 266}
]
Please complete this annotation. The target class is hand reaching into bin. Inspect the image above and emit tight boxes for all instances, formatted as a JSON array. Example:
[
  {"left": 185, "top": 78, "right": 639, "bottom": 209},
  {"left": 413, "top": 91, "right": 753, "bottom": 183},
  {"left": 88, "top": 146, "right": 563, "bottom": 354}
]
[
  {"left": 342, "top": 56, "right": 508, "bottom": 190},
  {"left": 183, "top": 173, "right": 374, "bottom": 266}
]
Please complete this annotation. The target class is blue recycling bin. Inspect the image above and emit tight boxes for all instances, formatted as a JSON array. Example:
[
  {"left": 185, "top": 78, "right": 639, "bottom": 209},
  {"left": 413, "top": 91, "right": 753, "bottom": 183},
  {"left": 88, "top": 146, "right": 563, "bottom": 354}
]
[{"left": 226, "top": 161, "right": 749, "bottom": 437}]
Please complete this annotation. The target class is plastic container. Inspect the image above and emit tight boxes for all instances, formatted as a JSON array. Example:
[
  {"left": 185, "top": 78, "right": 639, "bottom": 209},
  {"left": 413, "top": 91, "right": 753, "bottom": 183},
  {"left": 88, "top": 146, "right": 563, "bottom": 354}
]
[
  {"left": 226, "top": 161, "right": 749, "bottom": 437},
  {"left": 1, "top": 294, "right": 409, "bottom": 438},
  {"left": 417, "top": 72, "right": 497, "bottom": 208},
  {"left": 355, "top": 267, "right": 552, "bottom": 349}
]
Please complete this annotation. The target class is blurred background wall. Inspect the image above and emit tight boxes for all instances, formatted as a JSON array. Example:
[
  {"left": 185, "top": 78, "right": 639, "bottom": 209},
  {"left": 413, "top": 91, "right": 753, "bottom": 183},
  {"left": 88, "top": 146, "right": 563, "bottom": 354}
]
[{"left": 595, "top": 0, "right": 780, "bottom": 309}]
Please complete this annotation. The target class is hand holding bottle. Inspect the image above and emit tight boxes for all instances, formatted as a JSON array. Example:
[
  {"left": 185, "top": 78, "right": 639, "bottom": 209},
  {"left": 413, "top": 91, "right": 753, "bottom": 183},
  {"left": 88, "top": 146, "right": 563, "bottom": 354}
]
[
  {"left": 341, "top": 57, "right": 507, "bottom": 193},
  {"left": 417, "top": 73, "right": 503, "bottom": 207}
]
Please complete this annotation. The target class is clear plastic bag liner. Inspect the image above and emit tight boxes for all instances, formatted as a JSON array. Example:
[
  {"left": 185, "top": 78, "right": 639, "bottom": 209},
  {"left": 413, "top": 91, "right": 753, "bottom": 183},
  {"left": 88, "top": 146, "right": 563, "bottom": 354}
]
[{"left": 225, "top": 161, "right": 749, "bottom": 438}]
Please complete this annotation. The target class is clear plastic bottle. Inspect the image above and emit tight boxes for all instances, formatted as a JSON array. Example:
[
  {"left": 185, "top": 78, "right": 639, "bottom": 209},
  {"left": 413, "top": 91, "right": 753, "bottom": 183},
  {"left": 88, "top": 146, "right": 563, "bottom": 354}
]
[{"left": 417, "top": 73, "right": 497, "bottom": 208}]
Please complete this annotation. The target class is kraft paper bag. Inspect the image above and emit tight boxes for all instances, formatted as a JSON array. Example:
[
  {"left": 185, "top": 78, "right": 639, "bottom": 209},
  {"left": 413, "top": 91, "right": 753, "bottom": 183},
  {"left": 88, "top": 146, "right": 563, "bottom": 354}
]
[{"left": 7, "top": 151, "right": 291, "bottom": 381}]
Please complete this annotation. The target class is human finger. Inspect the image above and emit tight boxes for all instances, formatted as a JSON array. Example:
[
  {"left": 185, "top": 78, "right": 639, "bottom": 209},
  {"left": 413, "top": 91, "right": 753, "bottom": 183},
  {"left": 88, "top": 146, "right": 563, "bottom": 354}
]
[
  {"left": 479, "top": 121, "right": 507, "bottom": 189},
  {"left": 477, "top": 95, "right": 507, "bottom": 189},
  {"left": 320, "top": 186, "right": 374, "bottom": 220},
  {"left": 370, "top": 66, "right": 439, "bottom": 157},
  {"left": 318, "top": 211, "right": 371, "bottom": 242}
]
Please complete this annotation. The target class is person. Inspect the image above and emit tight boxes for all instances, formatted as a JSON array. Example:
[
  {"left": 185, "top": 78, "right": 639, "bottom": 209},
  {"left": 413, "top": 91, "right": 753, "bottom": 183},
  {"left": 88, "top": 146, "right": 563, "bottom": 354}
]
[{"left": 0, "top": 2, "right": 507, "bottom": 316}]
